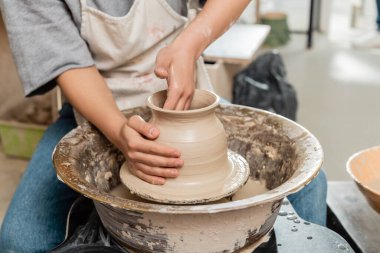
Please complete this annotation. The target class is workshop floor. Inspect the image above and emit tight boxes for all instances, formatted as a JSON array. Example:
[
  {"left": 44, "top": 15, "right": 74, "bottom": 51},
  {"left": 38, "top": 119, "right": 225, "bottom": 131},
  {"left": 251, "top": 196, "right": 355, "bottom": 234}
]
[{"left": 279, "top": 34, "right": 380, "bottom": 181}]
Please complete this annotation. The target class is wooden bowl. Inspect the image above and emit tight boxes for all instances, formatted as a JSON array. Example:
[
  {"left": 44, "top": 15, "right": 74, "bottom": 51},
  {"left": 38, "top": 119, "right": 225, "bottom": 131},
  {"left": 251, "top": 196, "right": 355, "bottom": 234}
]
[{"left": 347, "top": 146, "right": 380, "bottom": 213}]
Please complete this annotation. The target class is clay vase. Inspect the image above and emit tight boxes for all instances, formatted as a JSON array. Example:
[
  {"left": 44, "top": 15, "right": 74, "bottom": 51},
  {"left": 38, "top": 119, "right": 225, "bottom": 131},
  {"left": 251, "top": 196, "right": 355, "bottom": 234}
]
[{"left": 120, "top": 89, "right": 249, "bottom": 204}]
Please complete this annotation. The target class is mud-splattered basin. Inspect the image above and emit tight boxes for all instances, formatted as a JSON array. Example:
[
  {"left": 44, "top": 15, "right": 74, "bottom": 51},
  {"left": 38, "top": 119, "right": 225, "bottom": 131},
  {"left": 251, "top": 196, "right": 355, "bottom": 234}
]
[
  {"left": 347, "top": 146, "right": 380, "bottom": 213},
  {"left": 53, "top": 104, "right": 323, "bottom": 253}
]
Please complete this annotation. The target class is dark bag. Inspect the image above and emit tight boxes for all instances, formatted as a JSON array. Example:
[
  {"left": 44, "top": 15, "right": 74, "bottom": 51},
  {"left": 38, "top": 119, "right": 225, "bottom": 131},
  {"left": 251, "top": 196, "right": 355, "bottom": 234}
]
[{"left": 232, "top": 51, "right": 298, "bottom": 121}]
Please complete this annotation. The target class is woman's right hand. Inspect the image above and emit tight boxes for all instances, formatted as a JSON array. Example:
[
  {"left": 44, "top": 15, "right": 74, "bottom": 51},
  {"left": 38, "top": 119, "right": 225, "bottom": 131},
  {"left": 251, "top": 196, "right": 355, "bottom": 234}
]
[
  {"left": 57, "top": 67, "right": 182, "bottom": 185},
  {"left": 116, "top": 115, "right": 183, "bottom": 185}
]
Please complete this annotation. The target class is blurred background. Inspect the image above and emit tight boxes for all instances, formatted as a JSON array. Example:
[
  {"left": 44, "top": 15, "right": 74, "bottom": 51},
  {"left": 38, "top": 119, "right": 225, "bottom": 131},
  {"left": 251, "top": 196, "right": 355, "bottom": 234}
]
[{"left": 1, "top": 0, "right": 380, "bottom": 223}]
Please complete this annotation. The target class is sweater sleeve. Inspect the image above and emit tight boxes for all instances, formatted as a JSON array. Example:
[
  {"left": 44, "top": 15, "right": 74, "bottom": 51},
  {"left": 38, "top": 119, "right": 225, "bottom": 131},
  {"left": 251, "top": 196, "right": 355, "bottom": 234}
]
[{"left": 0, "top": 0, "right": 94, "bottom": 96}]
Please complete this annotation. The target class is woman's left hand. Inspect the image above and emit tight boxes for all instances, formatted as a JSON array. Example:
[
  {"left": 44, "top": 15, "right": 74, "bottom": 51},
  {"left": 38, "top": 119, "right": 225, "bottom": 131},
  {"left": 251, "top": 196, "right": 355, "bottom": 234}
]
[{"left": 154, "top": 45, "right": 196, "bottom": 111}]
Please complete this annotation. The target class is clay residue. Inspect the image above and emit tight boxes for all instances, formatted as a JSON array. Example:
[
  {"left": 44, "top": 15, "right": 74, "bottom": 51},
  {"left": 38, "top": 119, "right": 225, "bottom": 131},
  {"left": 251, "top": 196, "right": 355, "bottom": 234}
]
[
  {"left": 216, "top": 106, "right": 298, "bottom": 190},
  {"left": 56, "top": 105, "right": 297, "bottom": 194},
  {"left": 1, "top": 96, "right": 53, "bottom": 125},
  {"left": 56, "top": 122, "right": 125, "bottom": 192},
  {"left": 94, "top": 199, "right": 278, "bottom": 253},
  {"left": 95, "top": 202, "right": 170, "bottom": 252}
]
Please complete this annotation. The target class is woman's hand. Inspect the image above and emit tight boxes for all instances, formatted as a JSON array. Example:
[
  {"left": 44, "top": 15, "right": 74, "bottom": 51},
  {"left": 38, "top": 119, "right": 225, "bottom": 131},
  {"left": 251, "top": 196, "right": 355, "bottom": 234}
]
[
  {"left": 155, "top": 0, "right": 250, "bottom": 111},
  {"left": 155, "top": 44, "right": 196, "bottom": 110},
  {"left": 58, "top": 67, "right": 183, "bottom": 185},
  {"left": 116, "top": 115, "right": 183, "bottom": 185}
]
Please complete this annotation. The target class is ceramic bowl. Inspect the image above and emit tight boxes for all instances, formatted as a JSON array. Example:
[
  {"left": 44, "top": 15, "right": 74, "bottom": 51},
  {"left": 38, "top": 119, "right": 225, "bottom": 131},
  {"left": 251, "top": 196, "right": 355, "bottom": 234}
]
[{"left": 347, "top": 146, "right": 380, "bottom": 213}]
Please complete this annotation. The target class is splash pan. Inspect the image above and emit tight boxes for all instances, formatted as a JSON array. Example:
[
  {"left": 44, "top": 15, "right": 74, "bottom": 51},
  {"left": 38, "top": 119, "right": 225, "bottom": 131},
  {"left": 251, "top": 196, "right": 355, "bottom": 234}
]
[{"left": 53, "top": 104, "right": 323, "bottom": 253}]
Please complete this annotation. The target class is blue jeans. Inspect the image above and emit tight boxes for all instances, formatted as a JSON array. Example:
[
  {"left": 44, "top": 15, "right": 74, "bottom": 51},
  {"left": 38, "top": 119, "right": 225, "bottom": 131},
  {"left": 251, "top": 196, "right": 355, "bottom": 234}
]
[
  {"left": 0, "top": 104, "right": 79, "bottom": 253},
  {"left": 0, "top": 103, "right": 327, "bottom": 253},
  {"left": 288, "top": 170, "right": 327, "bottom": 226}
]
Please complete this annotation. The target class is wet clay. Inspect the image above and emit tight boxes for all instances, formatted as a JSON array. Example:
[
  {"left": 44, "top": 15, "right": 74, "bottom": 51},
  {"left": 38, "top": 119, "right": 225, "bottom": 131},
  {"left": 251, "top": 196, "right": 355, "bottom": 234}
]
[
  {"left": 216, "top": 106, "right": 297, "bottom": 190},
  {"left": 54, "top": 104, "right": 299, "bottom": 196},
  {"left": 110, "top": 178, "right": 269, "bottom": 204},
  {"left": 120, "top": 90, "right": 250, "bottom": 204}
]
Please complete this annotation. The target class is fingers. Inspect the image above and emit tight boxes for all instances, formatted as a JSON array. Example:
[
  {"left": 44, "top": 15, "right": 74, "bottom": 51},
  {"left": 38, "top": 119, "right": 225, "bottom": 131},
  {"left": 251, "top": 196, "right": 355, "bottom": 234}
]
[
  {"left": 184, "top": 98, "right": 192, "bottom": 110},
  {"left": 127, "top": 115, "right": 159, "bottom": 140},
  {"left": 128, "top": 164, "right": 165, "bottom": 185},
  {"left": 174, "top": 95, "right": 187, "bottom": 111},
  {"left": 120, "top": 115, "right": 183, "bottom": 185},
  {"left": 155, "top": 47, "right": 170, "bottom": 79},
  {"left": 125, "top": 116, "right": 181, "bottom": 158},
  {"left": 183, "top": 92, "right": 194, "bottom": 110},
  {"left": 135, "top": 163, "right": 179, "bottom": 178},
  {"left": 127, "top": 151, "right": 182, "bottom": 185},
  {"left": 155, "top": 46, "right": 196, "bottom": 111},
  {"left": 128, "top": 162, "right": 179, "bottom": 185},
  {"left": 137, "top": 140, "right": 181, "bottom": 158},
  {"left": 125, "top": 139, "right": 183, "bottom": 170},
  {"left": 129, "top": 152, "right": 183, "bottom": 168},
  {"left": 135, "top": 169, "right": 166, "bottom": 185},
  {"left": 154, "top": 67, "right": 168, "bottom": 79},
  {"left": 122, "top": 116, "right": 181, "bottom": 158},
  {"left": 163, "top": 67, "right": 195, "bottom": 110},
  {"left": 164, "top": 87, "right": 194, "bottom": 110},
  {"left": 163, "top": 88, "right": 181, "bottom": 110}
]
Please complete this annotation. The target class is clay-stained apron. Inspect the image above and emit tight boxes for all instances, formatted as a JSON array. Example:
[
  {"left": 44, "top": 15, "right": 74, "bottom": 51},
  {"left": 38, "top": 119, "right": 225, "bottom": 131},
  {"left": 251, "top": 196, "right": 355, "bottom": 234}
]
[{"left": 79, "top": 0, "right": 213, "bottom": 112}]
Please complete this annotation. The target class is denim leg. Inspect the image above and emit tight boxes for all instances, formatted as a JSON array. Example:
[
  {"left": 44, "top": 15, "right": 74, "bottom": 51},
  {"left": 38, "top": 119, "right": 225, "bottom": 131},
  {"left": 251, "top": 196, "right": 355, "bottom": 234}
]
[
  {"left": 0, "top": 104, "right": 79, "bottom": 253},
  {"left": 287, "top": 170, "right": 327, "bottom": 226}
]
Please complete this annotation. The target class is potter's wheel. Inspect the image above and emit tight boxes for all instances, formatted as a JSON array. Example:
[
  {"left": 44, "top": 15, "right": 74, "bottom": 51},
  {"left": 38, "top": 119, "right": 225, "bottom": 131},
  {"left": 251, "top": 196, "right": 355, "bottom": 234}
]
[
  {"left": 120, "top": 150, "right": 250, "bottom": 204},
  {"left": 53, "top": 104, "right": 325, "bottom": 252},
  {"left": 49, "top": 196, "right": 354, "bottom": 253}
]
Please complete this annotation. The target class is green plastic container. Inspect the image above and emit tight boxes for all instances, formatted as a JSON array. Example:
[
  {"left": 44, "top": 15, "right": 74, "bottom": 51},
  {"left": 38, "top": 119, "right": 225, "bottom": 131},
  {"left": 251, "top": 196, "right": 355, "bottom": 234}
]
[
  {"left": 261, "top": 12, "right": 290, "bottom": 47},
  {"left": 0, "top": 120, "right": 46, "bottom": 159}
]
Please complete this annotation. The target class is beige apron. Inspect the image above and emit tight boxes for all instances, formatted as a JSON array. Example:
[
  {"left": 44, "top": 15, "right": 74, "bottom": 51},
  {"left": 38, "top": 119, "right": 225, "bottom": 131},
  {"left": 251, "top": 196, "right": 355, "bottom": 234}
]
[{"left": 79, "top": 0, "right": 213, "bottom": 114}]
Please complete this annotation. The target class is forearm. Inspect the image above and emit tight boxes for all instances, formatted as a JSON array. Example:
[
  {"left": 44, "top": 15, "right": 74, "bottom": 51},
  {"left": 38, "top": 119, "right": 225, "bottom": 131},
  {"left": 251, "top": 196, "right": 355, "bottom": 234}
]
[
  {"left": 57, "top": 66, "right": 126, "bottom": 145},
  {"left": 173, "top": 0, "right": 251, "bottom": 57},
  {"left": 57, "top": 66, "right": 183, "bottom": 185}
]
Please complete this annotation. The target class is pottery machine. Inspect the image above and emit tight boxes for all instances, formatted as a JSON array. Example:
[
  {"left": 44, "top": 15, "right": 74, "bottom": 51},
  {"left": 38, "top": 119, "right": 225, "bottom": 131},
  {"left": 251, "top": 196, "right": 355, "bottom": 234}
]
[{"left": 51, "top": 105, "right": 354, "bottom": 253}]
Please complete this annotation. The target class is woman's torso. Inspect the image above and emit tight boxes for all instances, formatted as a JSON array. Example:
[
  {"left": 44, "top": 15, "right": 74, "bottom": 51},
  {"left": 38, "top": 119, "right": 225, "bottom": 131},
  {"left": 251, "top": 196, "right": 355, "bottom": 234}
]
[{"left": 69, "top": 0, "right": 212, "bottom": 113}]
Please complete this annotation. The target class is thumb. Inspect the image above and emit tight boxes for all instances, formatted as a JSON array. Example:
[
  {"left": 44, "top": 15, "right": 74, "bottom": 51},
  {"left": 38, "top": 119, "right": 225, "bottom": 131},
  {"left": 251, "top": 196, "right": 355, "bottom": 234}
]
[
  {"left": 127, "top": 115, "right": 159, "bottom": 140},
  {"left": 154, "top": 67, "right": 168, "bottom": 79}
]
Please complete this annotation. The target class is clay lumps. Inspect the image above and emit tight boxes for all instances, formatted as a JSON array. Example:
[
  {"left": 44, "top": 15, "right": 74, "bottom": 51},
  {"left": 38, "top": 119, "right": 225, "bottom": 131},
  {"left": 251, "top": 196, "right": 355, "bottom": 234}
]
[{"left": 120, "top": 89, "right": 250, "bottom": 204}]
